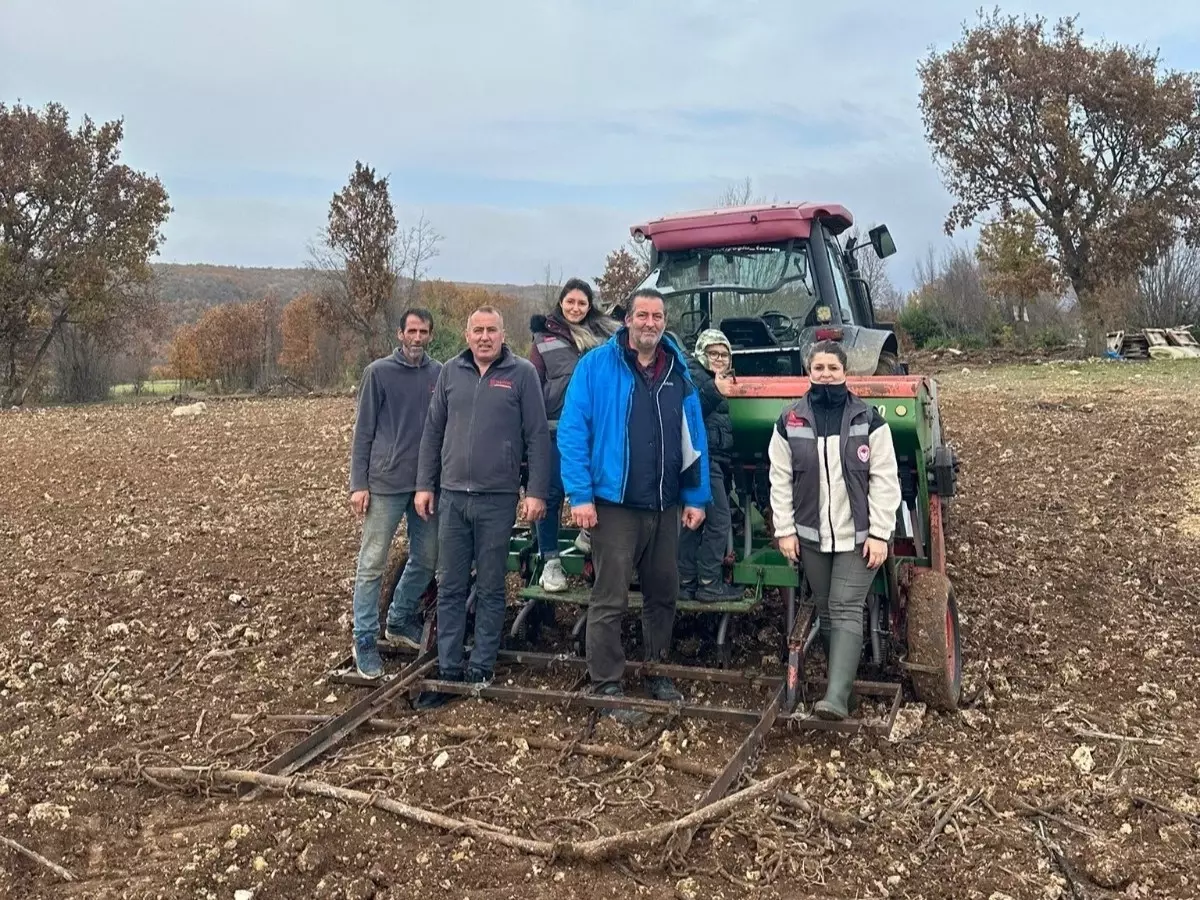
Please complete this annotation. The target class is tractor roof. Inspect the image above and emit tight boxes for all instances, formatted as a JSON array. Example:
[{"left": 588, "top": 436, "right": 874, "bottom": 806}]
[{"left": 630, "top": 202, "right": 854, "bottom": 252}]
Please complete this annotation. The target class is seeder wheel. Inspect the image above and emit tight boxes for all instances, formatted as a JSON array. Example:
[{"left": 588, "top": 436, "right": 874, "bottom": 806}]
[{"left": 904, "top": 569, "right": 961, "bottom": 711}]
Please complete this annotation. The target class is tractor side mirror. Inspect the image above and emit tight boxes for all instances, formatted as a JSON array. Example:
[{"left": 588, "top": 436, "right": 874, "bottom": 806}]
[{"left": 869, "top": 224, "right": 896, "bottom": 259}]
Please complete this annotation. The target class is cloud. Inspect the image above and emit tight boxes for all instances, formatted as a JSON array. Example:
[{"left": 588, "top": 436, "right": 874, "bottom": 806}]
[{"left": 4, "top": 0, "right": 1199, "bottom": 290}]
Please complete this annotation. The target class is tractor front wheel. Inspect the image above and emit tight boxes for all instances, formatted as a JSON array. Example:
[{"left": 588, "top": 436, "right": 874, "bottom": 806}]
[{"left": 904, "top": 569, "right": 961, "bottom": 710}]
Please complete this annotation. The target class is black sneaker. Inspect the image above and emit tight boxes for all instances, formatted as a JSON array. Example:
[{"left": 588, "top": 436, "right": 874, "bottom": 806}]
[
  {"left": 644, "top": 675, "right": 683, "bottom": 703},
  {"left": 695, "top": 580, "right": 745, "bottom": 603},
  {"left": 679, "top": 580, "right": 697, "bottom": 601},
  {"left": 413, "top": 671, "right": 463, "bottom": 711},
  {"left": 594, "top": 683, "right": 651, "bottom": 728}
]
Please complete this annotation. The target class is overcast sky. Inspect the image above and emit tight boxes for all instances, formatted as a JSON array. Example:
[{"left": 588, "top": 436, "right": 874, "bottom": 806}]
[{"left": 5, "top": 1, "right": 1200, "bottom": 290}]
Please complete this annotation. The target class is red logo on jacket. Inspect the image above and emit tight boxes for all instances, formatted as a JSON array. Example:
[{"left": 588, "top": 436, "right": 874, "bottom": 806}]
[
  {"left": 489, "top": 377, "right": 513, "bottom": 389},
  {"left": 786, "top": 410, "right": 807, "bottom": 427}
]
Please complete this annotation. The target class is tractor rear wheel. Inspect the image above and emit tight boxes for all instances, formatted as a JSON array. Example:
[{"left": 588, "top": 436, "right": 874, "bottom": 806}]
[
  {"left": 904, "top": 569, "right": 961, "bottom": 710},
  {"left": 875, "top": 351, "right": 904, "bottom": 375}
]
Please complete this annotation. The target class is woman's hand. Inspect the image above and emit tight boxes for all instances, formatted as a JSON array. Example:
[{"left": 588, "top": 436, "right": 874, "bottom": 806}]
[
  {"left": 863, "top": 537, "right": 888, "bottom": 569},
  {"left": 714, "top": 372, "right": 735, "bottom": 395},
  {"left": 776, "top": 535, "right": 799, "bottom": 564}
]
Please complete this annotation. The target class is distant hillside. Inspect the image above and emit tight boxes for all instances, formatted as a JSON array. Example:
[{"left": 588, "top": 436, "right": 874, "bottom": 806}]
[{"left": 152, "top": 263, "right": 551, "bottom": 325}]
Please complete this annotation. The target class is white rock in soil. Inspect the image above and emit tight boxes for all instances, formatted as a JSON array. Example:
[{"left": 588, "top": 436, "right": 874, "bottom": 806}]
[
  {"left": 28, "top": 802, "right": 71, "bottom": 825},
  {"left": 888, "top": 703, "right": 926, "bottom": 742},
  {"left": 1071, "top": 745, "right": 1096, "bottom": 774},
  {"left": 432, "top": 750, "right": 450, "bottom": 770},
  {"left": 171, "top": 401, "right": 206, "bottom": 417},
  {"left": 234, "top": 890, "right": 254, "bottom": 900}
]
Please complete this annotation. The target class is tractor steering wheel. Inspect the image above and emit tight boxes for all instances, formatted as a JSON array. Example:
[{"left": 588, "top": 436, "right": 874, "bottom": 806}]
[
  {"left": 677, "top": 308, "right": 707, "bottom": 346},
  {"left": 760, "top": 310, "right": 797, "bottom": 341}
]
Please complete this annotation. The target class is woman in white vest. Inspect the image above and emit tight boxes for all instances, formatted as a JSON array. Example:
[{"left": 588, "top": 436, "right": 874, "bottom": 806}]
[{"left": 766, "top": 341, "right": 903, "bottom": 719}]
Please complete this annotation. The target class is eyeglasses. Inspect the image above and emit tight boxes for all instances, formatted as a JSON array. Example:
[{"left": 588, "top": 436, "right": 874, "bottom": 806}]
[{"left": 705, "top": 348, "right": 731, "bottom": 358}]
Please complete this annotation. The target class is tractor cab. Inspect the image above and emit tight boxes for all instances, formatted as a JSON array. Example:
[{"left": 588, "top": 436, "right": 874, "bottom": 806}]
[{"left": 627, "top": 203, "right": 902, "bottom": 376}]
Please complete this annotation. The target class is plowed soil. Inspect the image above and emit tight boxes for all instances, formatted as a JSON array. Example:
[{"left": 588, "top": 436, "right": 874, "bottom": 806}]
[{"left": 2, "top": 359, "right": 1199, "bottom": 900}]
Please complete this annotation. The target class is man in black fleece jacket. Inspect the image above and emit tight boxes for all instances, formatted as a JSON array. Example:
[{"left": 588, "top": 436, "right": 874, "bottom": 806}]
[
  {"left": 413, "top": 306, "right": 550, "bottom": 707},
  {"left": 348, "top": 309, "right": 442, "bottom": 680}
]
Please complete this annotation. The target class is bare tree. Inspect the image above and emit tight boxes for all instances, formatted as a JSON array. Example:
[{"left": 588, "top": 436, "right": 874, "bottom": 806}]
[
  {"left": 910, "top": 243, "right": 992, "bottom": 337},
  {"left": 396, "top": 212, "right": 443, "bottom": 315},
  {"left": 1134, "top": 241, "right": 1200, "bottom": 327},
  {"left": 540, "top": 263, "right": 564, "bottom": 308},
  {"left": 715, "top": 176, "right": 772, "bottom": 208}
]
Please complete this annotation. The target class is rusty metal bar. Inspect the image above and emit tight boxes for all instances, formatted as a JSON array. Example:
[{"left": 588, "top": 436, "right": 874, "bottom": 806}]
[
  {"left": 241, "top": 653, "right": 437, "bottom": 799},
  {"left": 667, "top": 682, "right": 786, "bottom": 858},
  {"left": 325, "top": 651, "right": 900, "bottom": 736},
  {"left": 414, "top": 678, "right": 764, "bottom": 725}
]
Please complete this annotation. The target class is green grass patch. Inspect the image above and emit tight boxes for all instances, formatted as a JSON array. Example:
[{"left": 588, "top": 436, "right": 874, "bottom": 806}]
[{"left": 111, "top": 379, "right": 183, "bottom": 396}]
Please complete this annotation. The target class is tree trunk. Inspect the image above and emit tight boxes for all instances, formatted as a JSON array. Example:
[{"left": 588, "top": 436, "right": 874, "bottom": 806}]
[{"left": 2, "top": 308, "right": 68, "bottom": 407}]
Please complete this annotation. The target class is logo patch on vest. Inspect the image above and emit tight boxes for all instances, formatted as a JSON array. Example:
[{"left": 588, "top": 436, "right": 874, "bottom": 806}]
[
  {"left": 786, "top": 411, "right": 807, "bottom": 428},
  {"left": 857, "top": 444, "right": 870, "bottom": 463},
  {"left": 489, "top": 377, "right": 514, "bottom": 389}
]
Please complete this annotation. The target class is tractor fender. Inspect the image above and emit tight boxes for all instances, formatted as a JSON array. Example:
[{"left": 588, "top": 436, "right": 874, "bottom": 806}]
[{"left": 798, "top": 325, "right": 899, "bottom": 376}]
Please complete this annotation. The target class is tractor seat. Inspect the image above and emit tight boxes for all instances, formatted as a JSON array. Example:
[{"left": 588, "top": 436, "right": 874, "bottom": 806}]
[{"left": 719, "top": 317, "right": 779, "bottom": 349}]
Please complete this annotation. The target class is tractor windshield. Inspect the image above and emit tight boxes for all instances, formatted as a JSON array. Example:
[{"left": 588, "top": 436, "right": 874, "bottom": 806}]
[{"left": 635, "top": 241, "right": 822, "bottom": 347}]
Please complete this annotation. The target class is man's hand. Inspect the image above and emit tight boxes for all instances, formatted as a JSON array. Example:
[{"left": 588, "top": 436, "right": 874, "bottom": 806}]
[
  {"left": 521, "top": 497, "right": 546, "bottom": 523},
  {"left": 571, "top": 503, "right": 598, "bottom": 529},
  {"left": 681, "top": 506, "right": 706, "bottom": 530},
  {"left": 777, "top": 535, "right": 799, "bottom": 564},
  {"left": 349, "top": 490, "right": 370, "bottom": 518},
  {"left": 863, "top": 537, "right": 888, "bottom": 569},
  {"left": 414, "top": 491, "right": 436, "bottom": 520}
]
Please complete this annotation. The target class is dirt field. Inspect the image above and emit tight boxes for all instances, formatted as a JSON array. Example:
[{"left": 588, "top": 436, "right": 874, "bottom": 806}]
[{"left": 2, "top": 359, "right": 1199, "bottom": 900}]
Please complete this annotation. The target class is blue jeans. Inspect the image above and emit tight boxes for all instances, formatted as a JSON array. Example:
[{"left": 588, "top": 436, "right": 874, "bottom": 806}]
[
  {"left": 436, "top": 491, "right": 518, "bottom": 677},
  {"left": 535, "top": 432, "right": 565, "bottom": 557},
  {"left": 351, "top": 492, "right": 438, "bottom": 641}
]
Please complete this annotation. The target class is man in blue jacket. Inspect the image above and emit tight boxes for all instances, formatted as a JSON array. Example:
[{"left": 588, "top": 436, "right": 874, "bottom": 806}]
[{"left": 557, "top": 288, "right": 710, "bottom": 724}]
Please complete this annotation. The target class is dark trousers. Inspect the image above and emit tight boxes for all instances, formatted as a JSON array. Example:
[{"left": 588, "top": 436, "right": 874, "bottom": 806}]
[
  {"left": 435, "top": 490, "right": 518, "bottom": 677},
  {"left": 587, "top": 503, "right": 680, "bottom": 687},
  {"left": 678, "top": 460, "right": 731, "bottom": 584}
]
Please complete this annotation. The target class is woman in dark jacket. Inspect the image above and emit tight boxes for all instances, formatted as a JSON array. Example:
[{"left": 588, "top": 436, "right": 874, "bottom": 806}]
[
  {"left": 679, "top": 329, "right": 742, "bottom": 602},
  {"left": 528, "top": 278, "right": 618, "bottom": 592}
]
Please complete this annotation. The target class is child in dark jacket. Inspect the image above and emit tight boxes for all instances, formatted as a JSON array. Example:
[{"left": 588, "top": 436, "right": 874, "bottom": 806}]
[{"left": 679, "top": 329, "right": 743, "bottom": 602}]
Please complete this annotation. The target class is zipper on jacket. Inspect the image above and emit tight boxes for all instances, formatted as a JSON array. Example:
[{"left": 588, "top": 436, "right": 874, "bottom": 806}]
[
  {"left": 654, "top": 355, "right": 673, "bottom": 508},
  {"left": 467, "top": 362, "right": 485, "bottom": 492},
  {"left": 823, "top": 433, "right": 836, "bottom": 552}
]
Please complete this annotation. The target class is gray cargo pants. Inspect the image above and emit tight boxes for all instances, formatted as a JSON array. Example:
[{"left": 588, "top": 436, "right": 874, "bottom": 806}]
[
  {"left": 587, "top": 503, "right": 680, "bottom": 688},
  {"left": 799, "top": 546, "right": 876, "bottom": 641}
]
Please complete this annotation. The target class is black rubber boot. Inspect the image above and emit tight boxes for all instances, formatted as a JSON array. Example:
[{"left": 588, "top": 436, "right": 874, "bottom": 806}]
[{"left": 814, "top": 629, "right": 862, "bottom": 720}]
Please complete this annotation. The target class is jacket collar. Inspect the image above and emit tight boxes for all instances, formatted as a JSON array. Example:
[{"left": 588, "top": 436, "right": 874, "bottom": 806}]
[
  {"left": 455, "top": 344, "right": 513, "bottom": 371},
  {"left": 609, "top": 327, "right": 691, "bottom": 372},
  {"left": 390, "top": 348, "right": 430, "bottom": 368}
]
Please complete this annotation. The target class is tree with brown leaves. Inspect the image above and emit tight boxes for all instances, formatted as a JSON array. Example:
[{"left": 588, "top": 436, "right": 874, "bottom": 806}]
[
  {"left": 595, "top": 247, "right": 648, "bottom": 310},
  {"left": 0, "top": 101, "right": 171, "bottom": 406},
  {"left": 310, "top": 162, "right": 398, "bottom": 361},
  {"left": 975, "top": 209, "right": 1064, "bottom": 334},
  {"left": 918, "top": 12, "right": 1200, "bottom": 344}
]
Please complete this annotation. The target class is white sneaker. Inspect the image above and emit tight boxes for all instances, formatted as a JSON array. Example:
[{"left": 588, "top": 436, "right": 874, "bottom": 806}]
[
  {"left": 573, "top": 529, "right": 592, "bottom": 555},
  {"left": 539, "top": 557, "right": 568, "bottom": 592}
]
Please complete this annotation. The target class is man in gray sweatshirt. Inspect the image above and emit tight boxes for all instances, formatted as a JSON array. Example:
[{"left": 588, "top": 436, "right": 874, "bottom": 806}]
[
  {"left": 413, "top": 306, "right": 550, "bottom": 707},
  {"left": 348, "top": 308, "right": 442, "bottom": 679}
]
